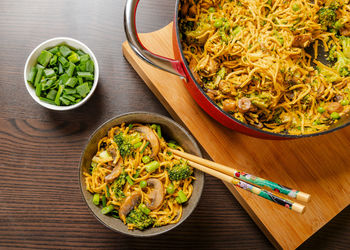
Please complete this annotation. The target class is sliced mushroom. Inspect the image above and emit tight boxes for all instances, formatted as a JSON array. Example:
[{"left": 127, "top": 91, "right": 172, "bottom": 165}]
[
  {"left": 145, "top": 178, "right": 164, "bottom": 210},
  {"left": 105, "top": 158, "right": 122, "bottom": 183},
  {"left": 119, "top": 191, "right": 142, "bottom": 224},
  {"left": 134, "top": 126, "right": 160, "bottom": 158}
]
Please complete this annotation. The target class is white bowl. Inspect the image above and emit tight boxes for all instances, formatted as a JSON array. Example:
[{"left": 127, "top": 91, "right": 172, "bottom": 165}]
[{"left": 24, "top": 37, "right": 99, "bottom": 111}]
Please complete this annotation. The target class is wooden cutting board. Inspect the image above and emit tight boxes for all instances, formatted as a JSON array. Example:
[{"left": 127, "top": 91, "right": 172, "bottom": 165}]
[{"left": 122, "top": 23, "right": 350, "bottom": 250}]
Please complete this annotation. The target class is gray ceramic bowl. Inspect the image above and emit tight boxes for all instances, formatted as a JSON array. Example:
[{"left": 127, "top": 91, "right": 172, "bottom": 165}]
[{"left": 79, "top": 112, "right": 204, "bottom": 237}]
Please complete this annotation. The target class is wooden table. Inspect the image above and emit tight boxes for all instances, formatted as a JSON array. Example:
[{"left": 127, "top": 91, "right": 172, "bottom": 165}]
[{"left": 0, "top": 0, "right": 349, "bottom": 248}]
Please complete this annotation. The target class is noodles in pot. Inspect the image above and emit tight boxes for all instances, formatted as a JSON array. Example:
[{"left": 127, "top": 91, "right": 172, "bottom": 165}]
[{"left": 179, "top": 0, "right": 350, "bottom": 135}]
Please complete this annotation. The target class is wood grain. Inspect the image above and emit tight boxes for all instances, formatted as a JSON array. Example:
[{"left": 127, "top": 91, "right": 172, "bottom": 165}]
[
  {"left": 122, "top": 23, "right": 350, "bottom": 249},
  {"left": 0, "top": 0, "right": 348, "bottom": 249}
]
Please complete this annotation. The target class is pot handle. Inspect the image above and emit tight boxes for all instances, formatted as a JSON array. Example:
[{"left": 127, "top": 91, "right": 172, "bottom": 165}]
[{"left": 124, "top": 0, "right": 187, "bottom": 79}]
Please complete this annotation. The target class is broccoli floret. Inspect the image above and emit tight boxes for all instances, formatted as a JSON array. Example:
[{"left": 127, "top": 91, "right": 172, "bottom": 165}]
[
  {"left": 126, "top": 208, "right": 154, "bottom": 230},
  {"left": 111, "top": 171, "right": 126, "bottom": 199},
  {"left": 114, "top": 131, "right": 141, "bottom": 158},
  {"left": 317, "top": 63, "right": 342, "bottom": 82},
  {"left": 317, "top": 1, "right": 340, "bottom": 30},
  {"left": 340, "top": 36, "right": 350, "bottom": 58},
  {"left": 334, "top": 51, "right": 350, "bottom": 76},
  {"left": 167, "top": 160, "right": 192, "bottom": 181},
  {"left": 328, "top": 45, "right": 337, "bottom": 62}
]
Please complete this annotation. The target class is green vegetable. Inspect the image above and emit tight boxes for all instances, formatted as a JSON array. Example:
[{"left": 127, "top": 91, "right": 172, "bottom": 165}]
[
  {"left": 39, "top": 97, "right": 56, "bottom": 105},
  {"left": 59, "top": 45, "right": 72, "bottom": 57},
  {"left": 317, "top": 106, "right": 325, "bottom": 113},
  {"left": 35, "top": 82, "right": 42, "bottom": 97},
  {"left": 133, "top": 170, "right": 141, "bottom": 178},
  {"left": 176, "top": 190, "right": 188, "bottom": 204},
  {"left": 140, "top": 141, "right": 149, "bottom": 154},
  {"left": 111, "top": 171, "right": 127, "bottom": 199},
  {"left": 101, "top": 205, "right": 114, "bottom": 215},
  {"left": 139, "top": 180, "right": 147, "bottom": 188},
  {"left": 316, "top": 63, "right": 342, "bottom": 83},
  {"left": 331, "top": 112, "right": 340, "bottom": 119},
  {"left": 340, "top": 36, "right": 350, "bottom": 59},
  {"left": 318, "top": 6, "right": 337, "bottom": 30},
  {"left": 292, "top": 3, "right": 300, "bottom": 11},
  {"left": 46, "top": 89, "right": 58, "bottom": 100},
  {"left": 102, "top": 195, "right": 107, "bottom": 207},
  {"left": 114, "top": 132, "right": 133, "bottom": 158},
  {"left": 65, "top": 77, "right": 77, "bottom": 88},
  {"left": 66, "top": 62, "right": 76, "bottom": 77},
  {"left": 214, "top": 19, "right": 223, "bottom": 28},
  {"left": 133, "top": 141, "right": 143, "bottom": 149},
  {"left": 208, "top": 7, "right": 215, "bottom": 13},
  {"left": 126, "top": 175, "right": 134, "bottom": 185},
  {"left": 76, "top": 82, "right": 90, "bottom": 97},
  {"left": 37, "top": 50, "right": 53, "bottom": 67},
  {"left": 28, "top": 67, "right": 37, "bottom": 83},
  {"left": 68, "top": 52, "right": 80, "bottom": 63},
  {"left": 49, "top": 55, "right": 57, "bottom": 66},
  {"left": 106, "top": 186, "right": 110, "bottom": 198},
  {"left": 334, "top": 51, "right": 350, "bottom": 77},
  {"left": 138, "top": 203, "right": 151, "bottom": 215},
  {"left": 341, "top": 99, "right": 349, "bottom": 106},
  {"left": 167, "top": 142, "right": 177, "bottom": 149},
  {"left": 145, "top": 161, "right": 160, "bottom": 173},
  {"left": 34, "top": 65, "right": 44, "bottom": 87},
  {"left": 49, "top": 47, "right": 59, "bottom": 54},
  {"left": 93, "top": 193, "right": 100, "bottom": 205},
  {"left": 44, "top": 68, "right": 56, "bottom": 78},
  {"left": 54, "top": 85, "right": 64, "bottom": 106},
  {"left": 166, "top": 183, "right": 175, "bottom": 194},
  {"left": 231, "top": 26, "right": 242, "bottom": 38},
  {"left": 167, "top": 160, "right": 192, "bottom": 181},
  {"left": 59, "top": 97, "right": 70, "bottom": 105},
  {"left": 156, "top": 125, "right": 162, "bottom": 138},
  {"left": 77, "top": 71, "right": 94, "bottom": 80},
  {"left": 217, "top": 67, "right": 226, "bottom": 79},
  {"left": 126, "top": 208, "right": 154, "bottom": 230},
  {"left": 85, "top": 60, "right": 94, "bottom": 73},
  {"left": 58, "top": 56, "right": 69, "bottom": 68},
  {"left": 141, "top": 155, "right": 151, "bottom": 164}
]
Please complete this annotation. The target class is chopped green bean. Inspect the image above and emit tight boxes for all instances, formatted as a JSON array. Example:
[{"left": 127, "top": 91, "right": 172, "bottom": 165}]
[
  {"left": 156, "top": 125, "right": 162, "bottom": 138},
  {"left": 66, "top": 62, "right": 75, "bottom": 77},
  {"left": 126, "top": 175, "right": 134, "bottom": 185},
  {"left": 141, "top": 155, "right": 151, "bottom": 164},
  {"left": 106, "top": 186, "right": 110, "bottom": 198},
  {"left": 54, "top": 85, "right": 64, "bottom": 105},
  {"left": 58, "top": 62, "right": 64, "bottom": 74},
  {"left": 39, "top": 97, "right": 56, "bottom": 105},
  {"left": 58, "top": 56, "right": 69, "bottom": 68},
  {"left": 76, "top": 82, "right": 90, "bottom": 97},
  {"left": 37, "top": 50, "right": 53, "bottom": 67},
  {"left": 62, "top": 94, "right": 75, "bottom": 102},
  {"left": 138, "top": 203, "right": 151, "bottom": 215},
  {"left": 133, "top": 141, "right": 143, "bottom": 149},
  {"left": 48, "top": 46, "right": 59, "bottom": 54},
  {"left": 49, "top": 55, "right": 57, "bottom": 66},
  {"left": 76, "top": 49, "right": 86, "bottom": 56},
  {"left": 140, "top": 141, "right": 149, "bottom": 154},
  {"left": 44, "top": 68, "right": 56, "bottom": 78},
  {"left": 101, "top": 195, "right": 107, "bottom": 207},
  {"left": 34, "top": 66, "right": 44, "bottom": 87},
  {"left": 59, "top": 45, "right": 72, "bottom": 57},
  {"left": 85, "top": 60, "right": 94, "bottom": 73},
  {"left": 28, "top": 67, "right": 37, "bottom": 83},
  {"left": 46, "top": 89, "right": 58, "bottom": 100},
  {"left": 93, "top": 193, "right": 100, "bottom": 205},
  {"left": 35, "top": 82, "right": 42, "bottom": 97},
  {"left": 145, "top": 161, "right": 160, "bottom": 173},
  {"left": 101, "top": 205, "right": 114, "bottom": 215},
  {"left": 65, "top": 77, "right": 77, "bottom": 88},
  {"left": 68, "top": 52, "right": 80, "bottom": 63},
  {"left": 77, "top": 71, "right": 94, "bottom": 80},
  {"left": 166, "top": 183, "right": 175, "bottom": 194},
  {"left": 176, "top": 190, "right": 188, "bottom": 204},
  {"left": 63, "top": 88, "right": 76, "bottom": 95},
  {"left": 59, "top": 96, "right": 71, "bottom": 105}
]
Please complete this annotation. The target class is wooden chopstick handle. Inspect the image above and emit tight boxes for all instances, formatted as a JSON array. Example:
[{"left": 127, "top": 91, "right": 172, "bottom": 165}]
[{"left": 170, "top": 149, "right": 311, "bottom": 203}]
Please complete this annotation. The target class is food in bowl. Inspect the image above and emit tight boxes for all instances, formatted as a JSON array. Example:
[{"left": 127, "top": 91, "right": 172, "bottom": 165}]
[
  {"left": 83, "top": 123, "right": 195, "bottom": 230},
  {"left": 179, "top": 0, "right": 350, "bottom": 135},
  {"left": 27, "top": 44, "right": 95, "bottom": 106}
]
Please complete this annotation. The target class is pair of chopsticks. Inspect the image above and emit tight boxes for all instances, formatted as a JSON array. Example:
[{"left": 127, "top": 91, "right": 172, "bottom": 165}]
[{"left": 169, "top": 149, "right": 311, "bottom": 214}]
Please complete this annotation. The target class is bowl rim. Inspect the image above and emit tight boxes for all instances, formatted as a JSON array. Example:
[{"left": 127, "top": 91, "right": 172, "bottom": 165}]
[
  {"left": 23, "top": 37, "right": 99, "bottom": 111},
  {"left": 78, "top": 111, "right": 205, "bottom": 237}
]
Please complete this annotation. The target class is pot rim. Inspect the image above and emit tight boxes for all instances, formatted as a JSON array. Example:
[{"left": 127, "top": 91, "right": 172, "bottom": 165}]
[{"left": 174, "top": 0, "right": 350, "bottom": 139}]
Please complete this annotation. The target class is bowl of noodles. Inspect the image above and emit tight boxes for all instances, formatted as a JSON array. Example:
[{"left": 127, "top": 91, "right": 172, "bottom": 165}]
[
  {"left": 124, "top": 0, "right": 350, "bottom": 139},
  {"left": 79, "top": 112, "right": 204, "bottom": 236}
]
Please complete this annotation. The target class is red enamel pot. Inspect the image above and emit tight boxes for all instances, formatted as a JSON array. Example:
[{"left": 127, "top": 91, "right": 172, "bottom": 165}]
[{"left": 124, "top": 0, "right": 350, "bottom": 139}]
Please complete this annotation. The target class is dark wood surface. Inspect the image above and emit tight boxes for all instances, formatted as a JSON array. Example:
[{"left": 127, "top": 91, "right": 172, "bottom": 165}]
[{"left": 0, "top": 0, "right": 348, "bottom": 249}]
